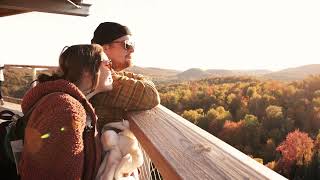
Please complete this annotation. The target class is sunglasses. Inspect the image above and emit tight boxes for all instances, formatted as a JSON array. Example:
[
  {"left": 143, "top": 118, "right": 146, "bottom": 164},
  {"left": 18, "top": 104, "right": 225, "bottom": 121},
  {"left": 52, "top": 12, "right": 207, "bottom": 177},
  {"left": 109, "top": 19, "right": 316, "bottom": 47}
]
[
  {"left": 95, "top": 58, "right": 112, "bottom": 74},
  {"left": 111, "top": 40, "right": 135, "bottom": 50}
]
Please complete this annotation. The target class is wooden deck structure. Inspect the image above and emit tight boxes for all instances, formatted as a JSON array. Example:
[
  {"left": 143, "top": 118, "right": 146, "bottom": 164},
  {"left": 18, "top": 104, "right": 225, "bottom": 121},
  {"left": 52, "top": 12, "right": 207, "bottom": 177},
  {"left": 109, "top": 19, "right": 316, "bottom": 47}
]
[
  {"left": 0, "top": 0, "right": 92, "bottom": 17},
  {"left": 0, "top": 65, "right": 288, "bottom": 180}
]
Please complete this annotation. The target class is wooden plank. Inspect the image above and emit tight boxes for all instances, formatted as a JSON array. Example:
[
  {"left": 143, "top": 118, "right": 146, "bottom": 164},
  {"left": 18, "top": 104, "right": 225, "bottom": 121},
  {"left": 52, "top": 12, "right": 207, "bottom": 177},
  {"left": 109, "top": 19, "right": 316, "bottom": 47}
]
[
  {"left": 0, "top": 101, "right": 22, "bottom": 115},
  {"left": 0, "top": 0, "right": 91, "bottom": 17},
  {"left": 3, "top": 96, "right": 22, "bottom": 104},
  {"left": 4, "top": 64, "right": 57, "bottom": 69},
  {"left": 129, "top": 111, "right": 182, "bottom": 180},
  {"left": 128, "top": 105, "right": 287, "bottom": 180},
  {"left": 0, "top": 8, "right": 28, "bottom": 17}
]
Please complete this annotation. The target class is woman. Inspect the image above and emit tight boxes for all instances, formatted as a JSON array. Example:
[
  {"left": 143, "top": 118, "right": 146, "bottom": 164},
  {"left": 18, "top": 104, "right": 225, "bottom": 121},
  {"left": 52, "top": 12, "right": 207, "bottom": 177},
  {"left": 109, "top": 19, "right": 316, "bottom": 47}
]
[{"left": 19, "top": 44, "right": 113, "bottom": 180}]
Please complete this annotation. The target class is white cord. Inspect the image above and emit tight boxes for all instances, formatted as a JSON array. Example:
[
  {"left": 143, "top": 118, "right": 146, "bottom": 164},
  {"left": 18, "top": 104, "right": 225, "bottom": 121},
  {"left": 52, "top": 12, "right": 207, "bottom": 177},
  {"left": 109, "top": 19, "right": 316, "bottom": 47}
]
[{"left": 66, "top": 0, "right": 82, "bottom": 9}]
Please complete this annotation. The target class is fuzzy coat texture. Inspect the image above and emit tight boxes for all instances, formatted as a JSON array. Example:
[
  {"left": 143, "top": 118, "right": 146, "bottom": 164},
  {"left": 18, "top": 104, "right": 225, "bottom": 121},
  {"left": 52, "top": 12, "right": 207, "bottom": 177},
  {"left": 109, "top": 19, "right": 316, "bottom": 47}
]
[{"left": 19, "top": 79, "right": 101, "bottom": 180}]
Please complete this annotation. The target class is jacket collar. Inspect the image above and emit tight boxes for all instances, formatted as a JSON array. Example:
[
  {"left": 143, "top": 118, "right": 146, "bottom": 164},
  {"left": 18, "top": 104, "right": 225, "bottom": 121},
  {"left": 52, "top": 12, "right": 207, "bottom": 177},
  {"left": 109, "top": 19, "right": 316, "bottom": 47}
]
[{"left": 21, "top": 79, "right": 96, "bottom": 124}]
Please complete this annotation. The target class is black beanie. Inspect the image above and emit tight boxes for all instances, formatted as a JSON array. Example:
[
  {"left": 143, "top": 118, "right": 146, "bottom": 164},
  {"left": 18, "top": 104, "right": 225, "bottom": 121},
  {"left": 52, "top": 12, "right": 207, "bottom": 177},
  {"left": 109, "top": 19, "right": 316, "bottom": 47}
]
[{"left": 91, "top": 22, "right": 131, "bottom": 45}]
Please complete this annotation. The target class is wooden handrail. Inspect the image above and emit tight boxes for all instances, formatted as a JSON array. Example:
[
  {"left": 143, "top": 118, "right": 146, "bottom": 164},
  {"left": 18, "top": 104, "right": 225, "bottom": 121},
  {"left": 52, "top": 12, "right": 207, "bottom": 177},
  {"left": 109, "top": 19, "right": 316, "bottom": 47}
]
[
  {"left": 4, "top": 64, "right": 57, "bottom": 69},
  {"left": 3, "top": 96, "right": 22, "bottom": 104},
  {"left": 128, "top": 105, "right": 287, "bottom": 180},
  {"left": 3, "top": 64, "right": 58, "bottom": 87}
]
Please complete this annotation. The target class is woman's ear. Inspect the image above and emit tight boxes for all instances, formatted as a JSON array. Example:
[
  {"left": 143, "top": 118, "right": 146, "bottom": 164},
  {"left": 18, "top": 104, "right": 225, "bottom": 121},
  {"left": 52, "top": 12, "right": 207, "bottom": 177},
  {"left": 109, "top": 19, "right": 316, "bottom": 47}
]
[
  {"left": 78, "top": 70, "right": 93, "bottom": 95},
  {"left": 81, "top": 70, "right": 92, "bottom": 84}
]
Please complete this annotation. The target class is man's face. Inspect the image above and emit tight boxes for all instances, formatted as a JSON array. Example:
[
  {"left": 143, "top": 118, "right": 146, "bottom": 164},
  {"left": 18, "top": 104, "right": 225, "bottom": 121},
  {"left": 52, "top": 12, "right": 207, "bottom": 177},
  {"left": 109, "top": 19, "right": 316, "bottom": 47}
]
[{"left": 102, "top": 35, "right": 135, "bottom": 71}]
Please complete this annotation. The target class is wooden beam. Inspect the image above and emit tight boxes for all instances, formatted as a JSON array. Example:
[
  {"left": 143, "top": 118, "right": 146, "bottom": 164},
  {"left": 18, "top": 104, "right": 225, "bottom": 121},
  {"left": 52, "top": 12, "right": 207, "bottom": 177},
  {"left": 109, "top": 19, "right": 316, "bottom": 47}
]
[
  {"left": 4, "top": 64, "right": 57, "bottom": 69},
  {"left": 0, "top": 100, "right": 22, "bottom": 115},
  {"left": 3, "top": 96, "right": 22, "bottom": 105},
  {"left": 0, "top": 0, "right": 92, "bottom": 17},
  {"left": 0, "top": 8, "right": 29, "bottom": 17},
  {"left": 128, "top": 105, "right": 287, "bottom": 180}
]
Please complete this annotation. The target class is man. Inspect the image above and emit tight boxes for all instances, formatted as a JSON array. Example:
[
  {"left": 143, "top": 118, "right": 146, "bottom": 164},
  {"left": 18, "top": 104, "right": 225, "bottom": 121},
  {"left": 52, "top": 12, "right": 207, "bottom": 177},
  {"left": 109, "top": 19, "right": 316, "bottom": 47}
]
[{"left": 90, "top": 22, "right": 160, "bottom": 131}]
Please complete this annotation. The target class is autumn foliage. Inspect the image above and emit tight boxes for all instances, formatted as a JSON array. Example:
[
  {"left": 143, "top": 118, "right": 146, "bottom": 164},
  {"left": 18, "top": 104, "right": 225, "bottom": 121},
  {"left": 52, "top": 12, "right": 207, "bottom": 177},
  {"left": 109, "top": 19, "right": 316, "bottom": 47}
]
[
  {"left": 276, "top": 130, "right": 314, "bottom": 177},
  {"left": 157, "top": 75, "right": 320, "bottom": 179}
]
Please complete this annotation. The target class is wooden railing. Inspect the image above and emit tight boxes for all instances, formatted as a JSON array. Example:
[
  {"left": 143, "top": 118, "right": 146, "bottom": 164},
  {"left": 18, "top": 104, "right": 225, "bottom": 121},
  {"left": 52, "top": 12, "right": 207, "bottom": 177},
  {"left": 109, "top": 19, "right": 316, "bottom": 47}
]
[
  {"left": 4, "top": 64, "right": 57, "bottom": 82},
  {"left": 128, "top": 105, "right": 286, "bottom": 180},
  {"left": 3, "top": 65, "right": 57, "bottom": 101},
  {"left": 1, "top": 64, "right": 287, "bottom": 180}
]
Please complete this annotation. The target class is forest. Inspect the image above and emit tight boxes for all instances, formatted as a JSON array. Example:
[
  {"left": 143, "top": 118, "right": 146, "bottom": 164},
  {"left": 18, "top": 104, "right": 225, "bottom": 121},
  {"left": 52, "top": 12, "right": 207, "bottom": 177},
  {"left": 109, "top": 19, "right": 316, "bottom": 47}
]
[
  {"left": 2, "top": 68, "right": 320, "bottom": 179},
  {"left": 158, "top": 76, "right": 320, "bottom": 180}
]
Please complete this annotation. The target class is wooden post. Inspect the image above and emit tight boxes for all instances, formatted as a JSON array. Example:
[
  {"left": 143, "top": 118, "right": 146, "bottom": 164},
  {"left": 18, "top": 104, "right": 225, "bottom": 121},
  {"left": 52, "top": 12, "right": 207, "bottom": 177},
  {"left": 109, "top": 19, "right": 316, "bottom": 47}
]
[
  {"left": 32, "top": 68, "right": 37, "bottom": 87},
  {"left": 0, "top": 0, "right": 92, "bottom": 17}
]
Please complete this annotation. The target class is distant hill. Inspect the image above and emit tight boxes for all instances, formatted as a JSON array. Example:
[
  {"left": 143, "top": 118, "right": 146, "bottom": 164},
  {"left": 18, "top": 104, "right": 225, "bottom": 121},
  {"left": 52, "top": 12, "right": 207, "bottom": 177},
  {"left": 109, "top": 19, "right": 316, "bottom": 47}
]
[
  {"left": 205, "top": 69, "right": 234, "bottom": 76},
  {"left": 176, "top": 68, "right": 271, "bottom": 81},
  {"left": 125, "top": 64, "right": 320, "bottom": 82},
  {"left": 127, "top": 66, "right": 180, "bottom": 76},
  {"left": 203, "top": 69, "right": 270, "bottom": 76},
  {"left": 230, "top": 70, "right": 272, "bottom": 76},
  {"left": 126, "top": 66, "right": 181, "bottom": 82},
  {"left": 176, "top": 68, "right": 211, "bottom": 80},
  {"left": 263, "top": 64, "right": 320, "bottom": 81}
]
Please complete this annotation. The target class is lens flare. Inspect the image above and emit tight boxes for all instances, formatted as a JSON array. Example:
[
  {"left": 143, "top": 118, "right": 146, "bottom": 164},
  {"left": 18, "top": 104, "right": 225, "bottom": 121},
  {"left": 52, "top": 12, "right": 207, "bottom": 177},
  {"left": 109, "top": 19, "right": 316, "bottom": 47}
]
[{"left": 40, "top": 133, "right": 50, "bottom": 139}]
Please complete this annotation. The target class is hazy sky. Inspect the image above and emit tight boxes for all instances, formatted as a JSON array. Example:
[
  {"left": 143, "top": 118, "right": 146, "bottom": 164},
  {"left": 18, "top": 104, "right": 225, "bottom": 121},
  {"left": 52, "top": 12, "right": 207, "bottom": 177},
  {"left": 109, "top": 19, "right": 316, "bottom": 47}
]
[{"left": 0, "top": 0, "right": 319, "bottom": 71}]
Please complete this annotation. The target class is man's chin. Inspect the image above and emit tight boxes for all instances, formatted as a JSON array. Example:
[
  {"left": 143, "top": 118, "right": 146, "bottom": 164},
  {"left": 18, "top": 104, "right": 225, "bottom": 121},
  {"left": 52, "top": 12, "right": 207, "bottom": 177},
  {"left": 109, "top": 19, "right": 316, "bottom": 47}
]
[
  {"left": 127, "top": 59, "right": 133, "bottom": 66},
  {"left": 113, "top": 60, "right": 132, "bottom": 71},
  {"left": 123, "top": 60, "right": 132, "bottom": 69}
]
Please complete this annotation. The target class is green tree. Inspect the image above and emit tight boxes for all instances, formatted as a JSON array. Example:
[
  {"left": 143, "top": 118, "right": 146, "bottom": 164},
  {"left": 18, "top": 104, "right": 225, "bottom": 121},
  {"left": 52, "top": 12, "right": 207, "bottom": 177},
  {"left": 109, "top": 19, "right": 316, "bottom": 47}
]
[
  {"left": 206, "top": 106, "right": 232, "bottom": 135},
  {"left": 246, "top": 86, "right": 258, "bottom": 98},
  {"left": 264, "top": 105, "right": 284, "bottom": 130},
  {"left": 242, "top": 114, "right": 262, "bottom": 155},
  {"left": 263, "top": 138, "right": 277, "bottom": 163},
  {"left": 181, "top": 108, "right": 204, "bottom": 125}
]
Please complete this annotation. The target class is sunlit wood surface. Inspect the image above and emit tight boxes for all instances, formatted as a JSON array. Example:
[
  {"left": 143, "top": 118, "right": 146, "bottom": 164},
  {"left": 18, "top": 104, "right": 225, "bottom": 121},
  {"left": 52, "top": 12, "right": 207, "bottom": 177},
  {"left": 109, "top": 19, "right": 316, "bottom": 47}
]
[
  {"left": 0, "top": 0, "right": 91, "bottom": 17},
  {"left": 0, "top": 101, "right": 22, "bottom": 115},
  {"left": 128, "top": 105, "right": 287, "bottom": 180}
]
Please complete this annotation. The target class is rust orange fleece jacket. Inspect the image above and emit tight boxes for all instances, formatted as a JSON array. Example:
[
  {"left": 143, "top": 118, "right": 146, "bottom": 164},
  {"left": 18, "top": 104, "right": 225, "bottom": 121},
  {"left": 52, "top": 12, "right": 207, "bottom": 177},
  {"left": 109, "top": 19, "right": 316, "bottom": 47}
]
[{"left": 20, "top": 79, "right": 101, "bottom": 180}]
